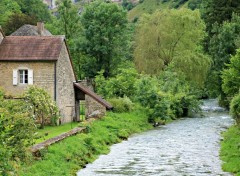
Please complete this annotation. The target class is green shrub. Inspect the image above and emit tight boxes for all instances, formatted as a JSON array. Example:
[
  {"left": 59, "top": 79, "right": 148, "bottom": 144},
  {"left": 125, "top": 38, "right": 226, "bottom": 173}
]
[
  {"left": 230, "top": 93, "right": 240, "bottom": 125},
  {"left": 135, "top": 72, "right": 201, "bottom": 124},
  {"left": 150, "top": 92, "right": 171, "bottom": 123},
  {"left": 24, "top": 86, "right": 59, "bottom": 128},
  {"left": 222, "top": 49, "right": 240, "bottom": 98},
  {"left": 108, "top": 96, "right": 134, "bottom": 113},
  {"left": 135, "top": 75, "right": 158, "bottom": 109},
  {"left": 220, "top": 126, "right": 240, "bottom": 175},
  {"left": 95, "top": 66, "right": 138, "bottom": 99},
  {"left": 0, "top": 102, "right": 37, "bottom": 175}
]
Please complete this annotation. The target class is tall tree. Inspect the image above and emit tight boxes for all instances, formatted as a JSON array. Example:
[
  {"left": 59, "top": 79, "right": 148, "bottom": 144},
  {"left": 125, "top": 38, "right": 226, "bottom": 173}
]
[
  {"left": 55, "top": 0, "right": 81, "bottom": 40},
  {"left": 209, "top": 14, "right": 240, "bottom": 71},
  {"left": 80, "top": 0, "right": 129, "bottom": 78},
  {"left": 201, "top": 0, "right": 240, "bottom": 50},
  {"left": 205, "top": 14, "right": 240, "bottom": 97},
  {"left": 134, "top": 9, "right": 210, "bottom": 86},
  {"left": 14, "top": 0, "right": 51, "bottom": 22},
  {"left": 46, "top": 0, "right": 82, "bottom": 79},
  {"left": 3, "top": 13, "right": 37, "bottom": 35}
]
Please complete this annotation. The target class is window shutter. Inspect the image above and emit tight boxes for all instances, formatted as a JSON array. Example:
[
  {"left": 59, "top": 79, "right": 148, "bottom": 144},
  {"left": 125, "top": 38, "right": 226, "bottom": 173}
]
[
  {"left": 28, "top": 69, "right": 33, "bottom": 85},
  {"left": 13, "top": 69, "right": 18, "bottom": 85}
]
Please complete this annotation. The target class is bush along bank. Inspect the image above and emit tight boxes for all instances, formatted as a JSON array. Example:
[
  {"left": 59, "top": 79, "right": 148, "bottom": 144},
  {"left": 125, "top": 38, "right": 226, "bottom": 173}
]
[
  {"left": 220, "top": 125, "right": 240, "bottom": 175},
  {"left": 220, "top": 93, "right": 240, "bottom": 175},
  {"left": 18, "top": 109, "right": 152, "bottom": 176}
]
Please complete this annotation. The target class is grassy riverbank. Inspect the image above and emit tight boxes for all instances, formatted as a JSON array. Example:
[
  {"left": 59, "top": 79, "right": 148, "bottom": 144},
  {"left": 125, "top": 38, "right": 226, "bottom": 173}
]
[
  {"left": 19, "top": 109, "right": 152, "bottom": 176},
  {"left": 220, "top": 125, "right": 240, "bottom": 176}
]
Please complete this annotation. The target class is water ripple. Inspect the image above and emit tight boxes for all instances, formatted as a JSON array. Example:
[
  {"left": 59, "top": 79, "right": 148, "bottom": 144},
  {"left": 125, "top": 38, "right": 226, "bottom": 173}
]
[{"left": 77, "top": 100, "right": 234, "bottom": 176}]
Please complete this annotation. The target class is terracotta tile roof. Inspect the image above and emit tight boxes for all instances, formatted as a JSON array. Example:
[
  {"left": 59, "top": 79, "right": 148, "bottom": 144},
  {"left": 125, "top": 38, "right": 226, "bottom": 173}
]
[
  {"left": 0, "top": 36, "right": 64, "bottom": 61},
  {"left": 74, "top": 83, "right": 113, "bottom": 110}
]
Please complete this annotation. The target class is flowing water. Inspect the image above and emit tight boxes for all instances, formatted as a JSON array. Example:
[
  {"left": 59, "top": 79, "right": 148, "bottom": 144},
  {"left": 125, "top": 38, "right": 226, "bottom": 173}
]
[{"left": 77, "top": 99, "right": 234, "bottom": 176}]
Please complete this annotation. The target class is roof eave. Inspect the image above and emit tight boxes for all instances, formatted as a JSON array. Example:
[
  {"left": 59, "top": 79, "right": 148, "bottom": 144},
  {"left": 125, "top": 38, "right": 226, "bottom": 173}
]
[{"left": 74, "top": 83, "right": 113, "bottom": 110}]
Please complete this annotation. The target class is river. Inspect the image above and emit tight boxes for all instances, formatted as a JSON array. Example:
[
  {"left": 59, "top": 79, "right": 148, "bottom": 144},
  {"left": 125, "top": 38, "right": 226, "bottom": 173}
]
[{"left": 77, "top": 99, "right": 234, "bottom": 176}]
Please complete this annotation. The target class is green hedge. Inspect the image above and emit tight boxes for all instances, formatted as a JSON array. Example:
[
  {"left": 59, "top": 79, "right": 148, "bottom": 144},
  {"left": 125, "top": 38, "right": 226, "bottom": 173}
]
[{"left": 108, "top": 96, "right": 134, "bottom": 113}]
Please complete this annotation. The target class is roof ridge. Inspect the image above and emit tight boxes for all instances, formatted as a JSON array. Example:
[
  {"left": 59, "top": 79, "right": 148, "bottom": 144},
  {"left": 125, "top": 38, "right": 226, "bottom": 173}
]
[{"left": 6, "top": 35, "right": 64, "bottom": 38}]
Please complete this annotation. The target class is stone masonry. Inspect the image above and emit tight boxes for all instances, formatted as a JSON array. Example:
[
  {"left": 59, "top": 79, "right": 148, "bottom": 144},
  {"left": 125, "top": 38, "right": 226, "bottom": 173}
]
[
  {"left": 80, "top": 80, "right": 106, "bottom": 118},
  {"left": 56, "top": 44, "right": 76, "bottom": 123},
  {"left": 0, "top": 30, "right": 3, "bottom": 44},
  {"left": 0, "top": 61, "right": 55, "bottom": 97}
]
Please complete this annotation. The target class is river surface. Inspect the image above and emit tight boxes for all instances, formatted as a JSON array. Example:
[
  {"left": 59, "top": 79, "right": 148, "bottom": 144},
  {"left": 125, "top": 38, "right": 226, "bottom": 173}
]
[{"left": 77, "top": 99, "right": 234, "bottom": 176}]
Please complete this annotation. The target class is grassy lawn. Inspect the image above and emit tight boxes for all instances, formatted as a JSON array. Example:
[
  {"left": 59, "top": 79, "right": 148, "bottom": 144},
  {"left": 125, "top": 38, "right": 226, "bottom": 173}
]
[
  {"left": 19, "top": 110, "right": 152, "bottom": 176},
  {"left": 220, "top": 125, "right": 240, "bottom": 176},
  {"left": 35, "top": 122, "right": 81, "bottom": 143}
]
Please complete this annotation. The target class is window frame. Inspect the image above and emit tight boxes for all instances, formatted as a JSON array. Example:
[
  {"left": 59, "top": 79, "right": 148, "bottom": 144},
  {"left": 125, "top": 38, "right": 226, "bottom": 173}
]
[
  {"left": 19, "top": 69, "right": 28, "bottom": 84},
  {"left": 13, "top": 68, "right": 33, "bottom": 86}
]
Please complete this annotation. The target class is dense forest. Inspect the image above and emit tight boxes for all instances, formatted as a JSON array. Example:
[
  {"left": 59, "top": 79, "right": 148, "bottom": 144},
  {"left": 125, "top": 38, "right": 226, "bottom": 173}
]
[{"left": 0, "top": 0, "right": 240, "bottom": 175}]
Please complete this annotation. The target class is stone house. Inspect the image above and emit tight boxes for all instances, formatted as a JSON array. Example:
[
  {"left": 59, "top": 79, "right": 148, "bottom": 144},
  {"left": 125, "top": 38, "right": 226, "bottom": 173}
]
[{"left": 0, "top": 23, "right": 112, "bottom": 123}]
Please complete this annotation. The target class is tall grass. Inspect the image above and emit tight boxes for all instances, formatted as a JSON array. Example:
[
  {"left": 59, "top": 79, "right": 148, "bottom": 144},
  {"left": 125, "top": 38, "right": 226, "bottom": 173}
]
[
  {"left": 220, "top": 125, "right": 240, "bottom": 176},
  {"left": 19, "top": 109, "right": 152, "bottom": 176}
]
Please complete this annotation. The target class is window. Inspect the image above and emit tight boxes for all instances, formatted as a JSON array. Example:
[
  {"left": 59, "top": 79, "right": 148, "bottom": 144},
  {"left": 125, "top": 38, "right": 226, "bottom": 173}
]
[
  {"left": 13, "top": 69, "right": 33, "bottom": 85},
  {"left": 19, "top": 70, "right": 28, "bottom": 84}
]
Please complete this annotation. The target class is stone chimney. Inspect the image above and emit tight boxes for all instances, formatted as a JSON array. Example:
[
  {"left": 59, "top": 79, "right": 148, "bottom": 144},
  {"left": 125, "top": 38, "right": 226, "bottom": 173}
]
[
  {"left": 0, "top": 26, "right": 5, "bottom": 44},
  {"left": 37, "top": 22, "right": 44, "bottom": 36}
]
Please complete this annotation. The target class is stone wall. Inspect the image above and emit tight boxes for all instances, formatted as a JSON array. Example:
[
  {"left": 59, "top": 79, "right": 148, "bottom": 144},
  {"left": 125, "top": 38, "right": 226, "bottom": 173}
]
[
  {"left": 80, "top": 80, "right": 106, "bottom": 118},
  {"left": 0, "top": 61, "right": 55, "bottom": 97},
  {"left": 0, "top": 30, "right": 3, "bottom": 44},
  {"left": 56, "top": 44, "right": 76, "bottom": 123}
]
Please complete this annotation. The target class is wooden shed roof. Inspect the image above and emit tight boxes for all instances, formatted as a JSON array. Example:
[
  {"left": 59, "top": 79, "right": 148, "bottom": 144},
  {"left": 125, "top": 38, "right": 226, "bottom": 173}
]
[
  {"left": 74, "top": 83, "right": 113, "bottom": 110},
  {"left": 0, "top": 36, "right": 64, "bottom": 61}
]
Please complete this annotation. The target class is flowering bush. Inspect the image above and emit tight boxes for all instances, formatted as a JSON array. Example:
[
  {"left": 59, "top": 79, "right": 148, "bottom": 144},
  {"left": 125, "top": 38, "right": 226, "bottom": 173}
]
[{"left": 25, "top": 86, "right": 59, "bottom": 128}]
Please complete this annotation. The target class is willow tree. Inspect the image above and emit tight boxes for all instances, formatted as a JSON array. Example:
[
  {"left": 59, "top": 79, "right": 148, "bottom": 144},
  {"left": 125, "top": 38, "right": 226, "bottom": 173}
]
[{"left": 134, "top": 9, "right": 210, "bottom": 86}]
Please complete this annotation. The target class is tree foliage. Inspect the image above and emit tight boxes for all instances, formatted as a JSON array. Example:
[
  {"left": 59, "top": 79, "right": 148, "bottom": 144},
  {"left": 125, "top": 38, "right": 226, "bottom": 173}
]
[
  {"left": 3, "top": 13, "right": 37, "bottom": 35},
  {"left": 201, "top": 0, "right": 240, "bottom": 38},
  {"left": 206, "top": 14, "right": 240, "bottom": 98},
  {"left": 0, "top": 0, "right": 21, "bottom": 26},
  {"left": 209, "top": 14, "right": 240, "bottom": 72},
  {"left": 0, "top": 89, "right": 37, "bottom": 175},
  {"left": 95, "top": 65, "right": 138, "bottom": 99},
  {"left": 80, "top": 1, "right": 129, "bottom": 78},
  {"left": 230, "top": 93, "right": 240, "bottom": 125},
  {"left": 134, "top": 9, "right": 210, "bottom": 87},
  {"left": 188, "top": 0, "right": 202, "bottom": 10},
  {"left": 0, "top": 0, "right": 51, "bottom": 35},
  {"left": 55, "top": 0, "right": 82, "bottom": 41},
  {"left": 135, "top": 74, "right": 201, "bottom": 124},
  {"left": 14, "top": 0, "right": 51, "bottom": 22},
  {"left": 222, "top": 49, "right": 240, "bottom": 98}
]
